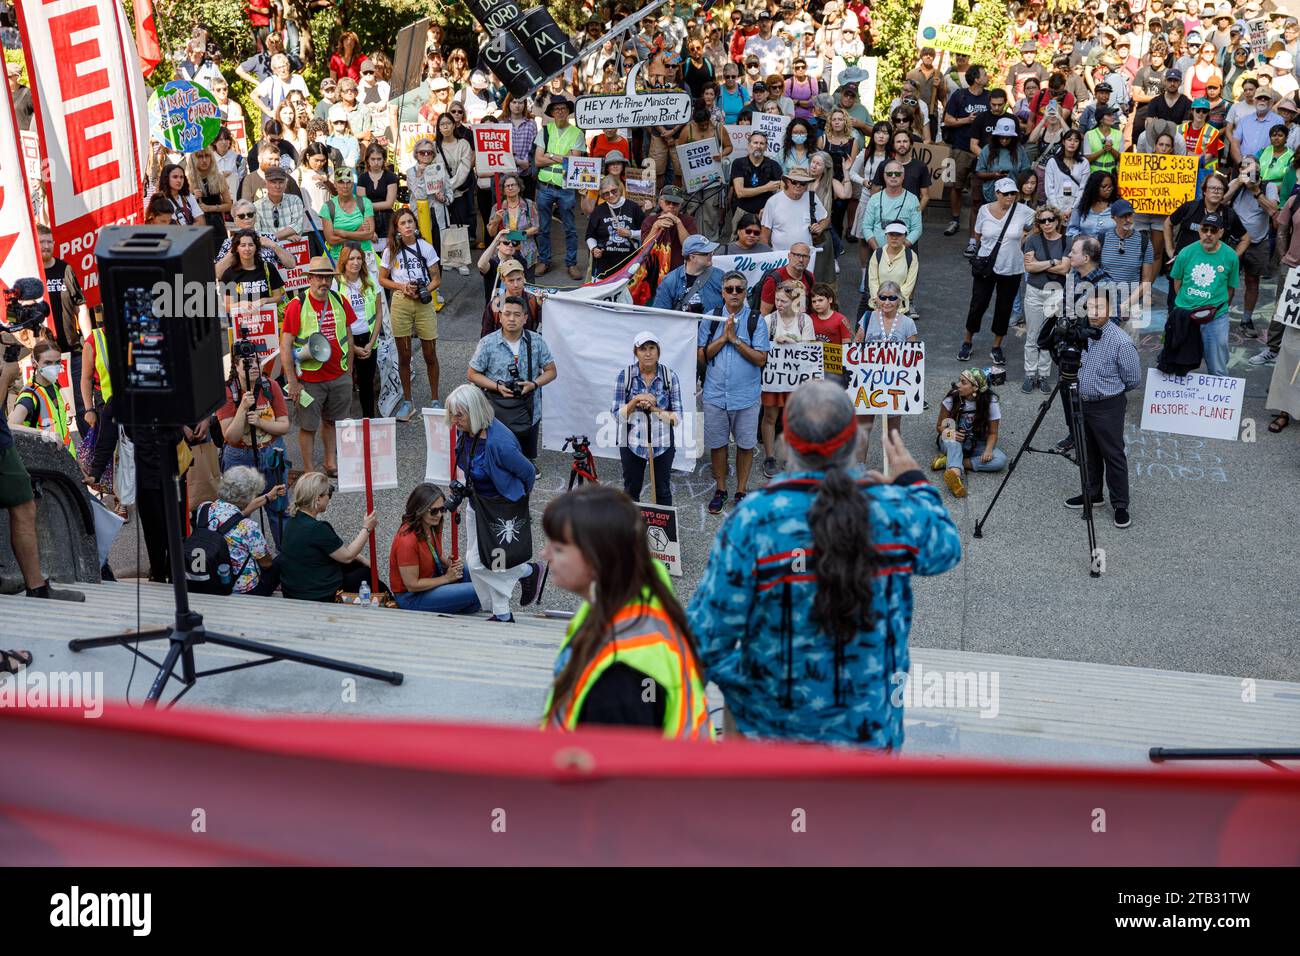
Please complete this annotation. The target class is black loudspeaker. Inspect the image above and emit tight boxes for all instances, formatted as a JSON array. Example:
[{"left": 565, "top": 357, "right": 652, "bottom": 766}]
[{"left": 94, "top": 226, "right": 224, "bottom": 427}]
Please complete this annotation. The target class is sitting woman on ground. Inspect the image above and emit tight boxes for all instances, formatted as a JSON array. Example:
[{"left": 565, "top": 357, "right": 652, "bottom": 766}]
[
  {"left": 540, "top": 484, "right": 711, "bottom": 737},
  {"left": 387, "top": 482, "right": 482, "bottom": 614},
  {"left": 198, "top": 465, "right": 284, "bottom": 596},
  {"left": 853, "top": 279, "right": 918, "bottom": 462},
  {"left": 932, "top": 367, "right": 1008, "bottom": 499},
  {"left": 279, "top": 471, "right": 383, "bottom": 602}
]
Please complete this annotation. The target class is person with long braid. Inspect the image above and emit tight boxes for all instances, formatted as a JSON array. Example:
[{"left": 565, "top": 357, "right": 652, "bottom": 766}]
[{"left": 687, "top": 380, "right": 961, "bottom": 749}]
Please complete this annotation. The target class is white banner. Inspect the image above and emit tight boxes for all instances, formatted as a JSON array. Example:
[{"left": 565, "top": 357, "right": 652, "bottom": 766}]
[
  {"left": 762, "top": 342, "right": 825, "bottom": 393},
  {"left": 336, "top": 418, "right": 400, "bottom": 493},
  {"left": 0, "top": 78, "right": 44, "bottom": 297},
  {"left": 1276, "top": 265, "right": 1300, "bottom": 331},
  {"left": 540, "top": 298, "right": 700, "bottom": 471},
  {"left": 676, "top": 139, "right": 720, "bottom": 193},
  {"left": 713, "top": 248, "right": 818, "bottom": 290},
  {"left": 17, "top": 0, "right": 149, "bottom": 308},
  {"left": 845, "top": 341, "right": 926, "bottom": 415},
  {"left": 1139, "top": 369, "right": 1244, "bottom": 441},
  {"left": 423, "top": 407, "right": 455, "bottom": 483}
]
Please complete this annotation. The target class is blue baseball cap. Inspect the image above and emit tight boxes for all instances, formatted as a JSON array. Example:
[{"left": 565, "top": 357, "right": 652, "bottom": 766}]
[
  {"left": 683, "top": 235, "right": 719, "bottom": 256},
  {"left": 1111, "top": 198, "right": 1136, "bottom": 217}
]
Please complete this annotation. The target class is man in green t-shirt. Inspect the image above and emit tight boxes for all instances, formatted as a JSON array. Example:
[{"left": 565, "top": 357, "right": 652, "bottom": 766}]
[{"left": 1170, "top": 211, "right": 1239, "bottom": 376}]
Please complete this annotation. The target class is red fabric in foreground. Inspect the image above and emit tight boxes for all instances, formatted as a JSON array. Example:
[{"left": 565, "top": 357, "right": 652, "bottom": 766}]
[{"left": 2, "top": 703, "right": 1298, "bottom": 865}]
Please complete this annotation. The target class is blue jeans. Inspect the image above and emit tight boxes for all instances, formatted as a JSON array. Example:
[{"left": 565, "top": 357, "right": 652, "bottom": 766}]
[
  {"left": 536, "top": 183, "right": 577, "bottom": 266},
  {"left": 393, "top": 566, "right": 481, "bottom": 614},
  {"left": 941, "top": 436, "right": 1008, "bottom": 475},
  {"left": 1199, "top": 311, "right": 1229, "bottom": 376},
  {"left": 221, "top": 438, "right": 288, "bottom": 547}
]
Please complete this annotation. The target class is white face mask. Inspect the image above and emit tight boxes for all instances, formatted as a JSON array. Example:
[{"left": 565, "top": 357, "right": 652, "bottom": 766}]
[{"left": 38, "top": 364, "right": 61, "bottom": 384}]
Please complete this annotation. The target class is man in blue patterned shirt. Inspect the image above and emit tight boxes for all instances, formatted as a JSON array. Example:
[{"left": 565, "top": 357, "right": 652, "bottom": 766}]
[{"left": 687, "top": 381, "right": 961, "bottom": 749}]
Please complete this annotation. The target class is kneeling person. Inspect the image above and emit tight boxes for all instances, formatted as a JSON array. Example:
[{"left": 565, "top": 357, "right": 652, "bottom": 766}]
[{"left": 388, "top": 482, "right": 481, "bottom": 614}]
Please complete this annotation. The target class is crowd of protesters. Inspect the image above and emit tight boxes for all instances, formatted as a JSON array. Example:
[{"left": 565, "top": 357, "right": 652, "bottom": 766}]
[{"left": 4, "top": 0, "right": 1300, "bottom": 746}]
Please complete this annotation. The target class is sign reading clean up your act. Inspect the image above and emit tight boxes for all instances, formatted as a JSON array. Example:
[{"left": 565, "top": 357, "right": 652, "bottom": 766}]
[{"left": 844, "top": 341, "right": 926, "bottom": 415}]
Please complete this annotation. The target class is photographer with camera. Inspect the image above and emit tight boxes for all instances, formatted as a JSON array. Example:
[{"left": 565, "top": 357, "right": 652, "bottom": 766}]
[
  {"left": 445, "top": 384, "right": 547, "bottom": 623},
  {"left": 379, "top": 208, "right": 441, "bottom": 423},
  {"left": 217, "top": 339, "right": 290, "bottom": 546},
  {"left": 0, "top": 278, "right": 49, "bottom": 411},
  {"left": 1062, "top": 290, "right": 1142, "bottom": 528},
  {"left": 467, "top": 296, "right": 556, "bottom": 463},
  {"left": 387, "top": 482, "right": 481, "bottom": 614}
]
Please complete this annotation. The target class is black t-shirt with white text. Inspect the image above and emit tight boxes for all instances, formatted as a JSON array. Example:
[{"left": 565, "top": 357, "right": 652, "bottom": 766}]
[
  {"left": 730, "top": 155, "right": 786, "bottom": 214},
  {"left": 945, "top": 88, "right": 991, "bottom": 152}
]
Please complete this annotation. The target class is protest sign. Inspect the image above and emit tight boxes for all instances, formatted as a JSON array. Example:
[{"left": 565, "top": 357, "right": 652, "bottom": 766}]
[
  {"left": 225, "top": 115, "right": 248, "bottom": 154},
  {"left": 914, "top": 141, "right": 952, "bottom": 200},
  {"left": 398, "top": 121, "right": 437, "bottom": 173},
  {"left": 640, "top": 505, "right": 682, "bottom": 577},
  {"left": 280, "top": 238, "right": 312, "bottom": 291},
  {"left": 541, "top": 297, "right": 700, "bottom": 470},
  {"left": 423, "top": 407, "right": 455, "bottom": 483},
  {"left": 148, "top": 79, "right": 222, "bottom": 153},
  {"left": 229, "top": 303, "right": 279, "bottom": 358},
  {"left": 1140, "top": 369, "right": 1244, "bottom": 441},
  {"left": 564, "top": 156, "right": 602, "bottom": 190},
  {"left": 626, "top": 170, "right": 655, "bottom": 197},
  {"left": 844, "top": 341, "right": 925, "bottom": 415},
  {"left": 762, "top": 342, "right": 826, "bottom": 392},
  {"left": 755, "top": 112, "right": 792, "bottom": 160},
  {"left": 1248, "top": 19, "right": 1268, "bottom": 57},
  {"left": 473, "top": 124, "right": 517, "bottom": 176},
  {"left": 713, "top": 249, "right": 819, "bottom": 290},
  {"left": 1276, "top": 266, "right": 1300, "bottom": 331},
  {"left": 915, "top": 0, "right": 956, "bottom": 46},
  {"left": 933, "top": 23, "right": 978, "bottom": 55},
  {"left": 575, "top": 63, "right": 692, "bottom": 129},
  {"left": 823, "top": 343, "right": 843, "bottom": 376},
  {"left": 391, "top": 17, "right": 433, "bottom": 98},
  {"left": 337, "top": 418, "right": 400, "bottom": 493},
  {"left": 723, "top": 124, "right": 752, "bottom": 156},
  {"left": 19, "top": 131, "right": 40, "bottom": 192},
  {"left": 676, "top": 139, "right": 721, "bottom": 193},
  {"left": 1119, "top": 152, "right": 1198, "bottom": 216}
]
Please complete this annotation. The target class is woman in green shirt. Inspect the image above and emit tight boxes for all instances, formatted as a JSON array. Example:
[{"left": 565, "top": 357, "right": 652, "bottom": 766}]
[
  {"left": 1256, "top": 125, "right": 1295, "bottom": 197},
  {"left": 319, "top": 165, "right": 375, "bottom": 261},
  {"left": 279, "top": 471, "right": 382, "bottom": 602}
]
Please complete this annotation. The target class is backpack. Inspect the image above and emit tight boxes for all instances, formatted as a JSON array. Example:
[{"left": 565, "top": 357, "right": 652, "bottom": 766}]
[
  {"left": 747, "top": 264, "right": 812, "bottom": 318},
  {"left": 184, "top": 502, "right": 252, "bottom": 596},
  {"left": 871, "top": 246, "right": 915, "bottom": 272}
]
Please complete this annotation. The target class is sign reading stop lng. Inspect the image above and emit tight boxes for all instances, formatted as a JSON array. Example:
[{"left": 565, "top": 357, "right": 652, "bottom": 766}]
[
  {"left": 16, "top": 0, "right": 149, "bottom": 309},
  {"left": 676, "top": 140, "right": 721, "bottom": 193},
  {"left": 844, "top": 341, "right": 926, "bottom": 415},
  {"left": 337, "top": 418, "right": 399, "bottom": 493},
  {"left": 473, "top": 124, "right": 517, "bottom": 176},
  {"left": 1140, "top": 369, "right": 1244, "bottom": 441},
  {"left": 1119, "top": 153, "right": 1198, "bottom": 216}
]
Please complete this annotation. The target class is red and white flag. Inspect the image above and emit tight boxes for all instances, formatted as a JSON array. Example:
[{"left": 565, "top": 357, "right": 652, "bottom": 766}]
[
  {"left": 0, "top": 74, "right": 45, "bottom": 301},
  {"left": 15, "top": 0, "right": 150, "bottom": 308},
  {"left": 134, "top": 0, "right": 163, "bottom": 78}
]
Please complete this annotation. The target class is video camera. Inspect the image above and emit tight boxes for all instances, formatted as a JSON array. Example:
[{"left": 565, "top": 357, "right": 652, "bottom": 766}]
[
  {"left": 1046, "top": 313, "right": 1102, "bottom": 376},
  {"left": 1, "top": 278, "right": 50, "bottom": 337}
]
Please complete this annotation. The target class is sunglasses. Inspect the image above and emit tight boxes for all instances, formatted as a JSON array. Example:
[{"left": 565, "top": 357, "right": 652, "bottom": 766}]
[
  {"left": 416, "top": 149, "right": 434, "bottom": 156},
  {"left": 1038, "top": 216, "right": 1057, "bottom": 223},
  {"left": 741, "top": 227, "right": 761, "bottom": 235},
  {"left": 878, "top": 294, "right": 899, "bottom": 301},
  {"left": 362, "top": 69, "right": 375, "bottom": 75},
  {"left": 723, "top": 285, "right": 747, "bottom": 293},
  {"left": 885, "top": 170, "right": 903, "bottom": 177},
  {"left": 600, "top": 188, "right": 620, "bottom": 197}
]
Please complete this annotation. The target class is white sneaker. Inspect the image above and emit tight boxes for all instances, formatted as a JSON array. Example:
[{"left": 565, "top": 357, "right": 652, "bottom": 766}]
[{"left": 1247, "top": 348, "right": 1278, "bottom": 366}]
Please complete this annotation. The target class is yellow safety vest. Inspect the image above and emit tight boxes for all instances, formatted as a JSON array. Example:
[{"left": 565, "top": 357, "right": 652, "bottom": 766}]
[
  {"left": 91, "top": 327, "right": 113, "bottom": 402},
  {"left": 537, "top": 123, "right": 584, "bottom": 187},
  {"left": 542, "top": 564, "right": 713, "bottom": 740},
  {"left": 21, "top": 382, "right": 75, "bottom": 458},
  {"left": 334, "top": 278, "right": 378, "bottom": 339},
  {"left": 294, "top": 290, "right": 350, "bottom": 373}
]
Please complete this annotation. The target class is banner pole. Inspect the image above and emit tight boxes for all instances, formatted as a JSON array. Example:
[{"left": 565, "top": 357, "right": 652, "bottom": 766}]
[
  {"left": 362, "top": 418, "right": 378, "bottom": 595},
  {"left": 448, "top": 423, "right": 459, "bottom": 561},
  {"left": 644, "top": 409, "right": 658, "bottom": 506}
]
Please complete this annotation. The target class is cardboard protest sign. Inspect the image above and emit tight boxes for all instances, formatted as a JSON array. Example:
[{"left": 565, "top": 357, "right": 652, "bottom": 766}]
[
  {"left": 1119, "top": 153, "right": 1198, "bottom": 216},
  {"left": 337, "top": 418, "right": 400, "bottom": 493},
  {"left": 575, "top": 63, "right": 692, "bottom": 129},
  {"left": 280, "top": 238, "right": 312, "bottom": 291},
  {"left": 1140, "top": 369, "right": 1244, "bottom": 441},
  {"left": 713, "top": 249, "right": 819, "bottom": 289},
  {"left": 640, "top": 504, "right": 682, "bottom": 576},
  {"left": 391, "top": 17, "right": 432, "bottom": 98},
  {"left": 423, "top": 407, "right": 455, "bottom": 483},
  {"left": 844, "top": 341, "right": 925, "bottom": 415},
  {"left": 1248, "top": 19, "right": 1268, "bottom": 57},
  {"left": 148, "top": 79, "right": 222, "bottom": 153},
  {"left": 1276, "top": 266, "right": 1300, "bottom": 331},
  {"left": 933, "top": 23, "right": 978, "bottom": 55},
  {"left": 564, "top": 156, "right": 602, "bottom": 190},
  {"left": 755, "top": 112, "right": 792, "bottom": 161},
  {"left": 914, "top": 141, "right": 953, "bottom": 200},
  {"left": 473, "top": 124, "right": 517, "bottom": 176},
  {"left": 676, "top": 139, "right": 721, "bottom": 193},
  {"left": 762, "top": 342, "right": 825, "bottom": 392},
  {"left": 823, "top": 343, "right": 843, "bottom": 376},
  {"left": 229, "top": 303, "right": 280, "bottom": 358}
]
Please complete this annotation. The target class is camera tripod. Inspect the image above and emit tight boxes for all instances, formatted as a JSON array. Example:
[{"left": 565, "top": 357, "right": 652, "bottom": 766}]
[
  {"left": 69, "top": 434, "right": 403, "bottom": 706},
  {"left": 973, "top": 368, "right": 1101, "bottom": 579},
  {"left": 564, "top": 435, "right": 599, "bottom": 489}
]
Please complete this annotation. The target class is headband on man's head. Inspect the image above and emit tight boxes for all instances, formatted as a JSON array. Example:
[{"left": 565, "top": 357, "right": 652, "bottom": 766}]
[{"left": 781, "top": 409, "right": 858, "bottom": 459}]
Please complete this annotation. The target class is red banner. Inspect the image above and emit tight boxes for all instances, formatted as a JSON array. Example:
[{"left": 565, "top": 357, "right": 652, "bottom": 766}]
[
  {"left": 281, "top": 237, "right": 311, "bottom": 290},
  {"left": 3, "top": 703, "right": 1299, "bottom": 866},
  {"left": 0, "top": 77, "right": 45, "bottom": 301},
  {"left": 16, "top": 0, "right": 149, "bottom": 308},
  {"left": 133, "top": 0, "right": 163, "bottom": 78}
]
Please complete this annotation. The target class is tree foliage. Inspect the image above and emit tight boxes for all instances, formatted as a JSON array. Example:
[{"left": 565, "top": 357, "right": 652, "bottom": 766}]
[
  {"left": 866, "top": 0, "right": 923, "bottom": 119},
  {"left": 953, "top": 1, "right": 1015, "bottom": 92}
]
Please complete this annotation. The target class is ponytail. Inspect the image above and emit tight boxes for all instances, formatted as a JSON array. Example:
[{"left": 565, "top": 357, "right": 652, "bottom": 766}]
[{"left": 806, "top": 462, "right": 881, "bottom": 645}]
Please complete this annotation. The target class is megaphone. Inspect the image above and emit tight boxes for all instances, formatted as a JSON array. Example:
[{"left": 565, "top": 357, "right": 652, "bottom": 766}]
[{"left": 294, "top": 333, "right": 331, "bottom": 370}]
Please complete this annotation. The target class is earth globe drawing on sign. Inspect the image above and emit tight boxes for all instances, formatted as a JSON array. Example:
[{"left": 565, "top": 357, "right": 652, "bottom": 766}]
[
  {"left": 148, "top": 80, "right": 223, "bottom": 154},
  {"left": 921, "top": 26, "right": 938, "bottom": 41}
]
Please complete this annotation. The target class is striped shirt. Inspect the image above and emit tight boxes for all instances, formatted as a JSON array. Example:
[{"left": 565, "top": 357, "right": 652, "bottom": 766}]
[
  {"left": 1078, "top": 320, "right": 1142, "bottom": 401},
  {"left": 1098, "top": 228, "right": 1152, "bottom": 284}
]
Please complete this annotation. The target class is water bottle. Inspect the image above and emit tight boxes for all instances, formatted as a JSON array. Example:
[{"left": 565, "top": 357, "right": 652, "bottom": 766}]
[{"left": 358, "top": 581, "right": 371, "bottom": 607}]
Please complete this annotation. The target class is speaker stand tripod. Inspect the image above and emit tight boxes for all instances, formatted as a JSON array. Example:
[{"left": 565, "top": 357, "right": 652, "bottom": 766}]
[{"left": 69, "top": 437, "right": 403, "bottom": 707}]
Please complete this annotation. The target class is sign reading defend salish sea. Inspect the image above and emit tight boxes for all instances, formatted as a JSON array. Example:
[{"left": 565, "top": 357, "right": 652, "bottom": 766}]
[{"left": 844, "top": 341, "right": 925, "bottom": 415}]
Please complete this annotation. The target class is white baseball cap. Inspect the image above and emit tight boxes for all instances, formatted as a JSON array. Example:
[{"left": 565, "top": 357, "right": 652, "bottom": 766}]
[{"left": 633, "top": 330, "right": 659, "bottom": 348}]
